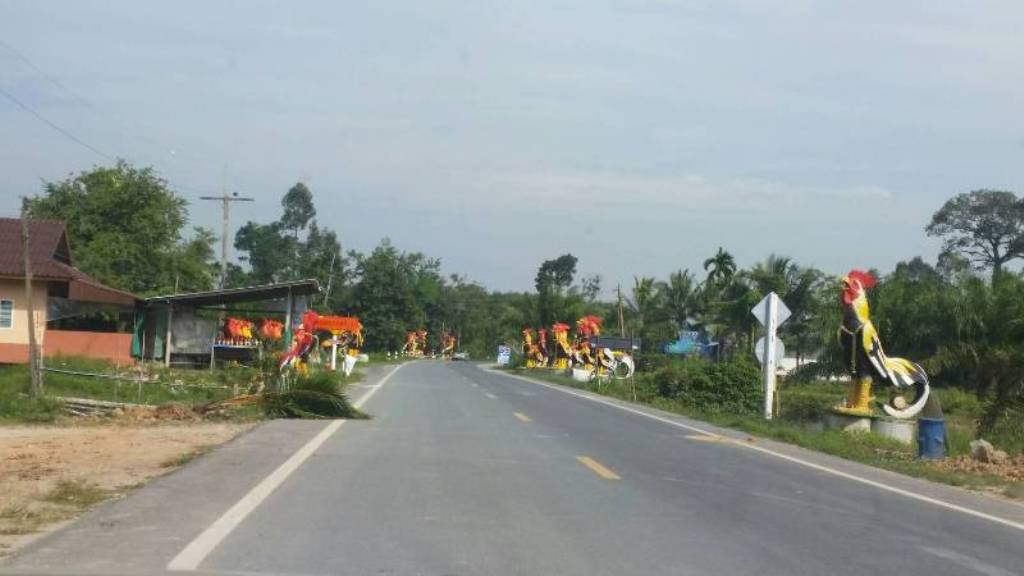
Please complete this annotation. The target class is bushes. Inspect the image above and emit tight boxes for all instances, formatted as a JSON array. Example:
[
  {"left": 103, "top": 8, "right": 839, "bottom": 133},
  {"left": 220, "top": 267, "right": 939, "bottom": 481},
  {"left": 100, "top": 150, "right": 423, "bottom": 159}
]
[
  {"left": 261, "top": 371, "right": 366, "bottom": 419},
  {"left": 653, "top": 357, "right": 761, "bottom": 415}
]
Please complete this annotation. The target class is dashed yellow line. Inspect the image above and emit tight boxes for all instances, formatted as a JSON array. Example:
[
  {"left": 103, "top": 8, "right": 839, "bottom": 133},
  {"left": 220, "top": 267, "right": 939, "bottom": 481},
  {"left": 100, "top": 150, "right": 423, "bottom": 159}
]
[
  {"left": 514, "top": 412, "right": 531, "bottom": 422},
  {"left": 576, "top": 455, "right": 621, "bottom": 480}
]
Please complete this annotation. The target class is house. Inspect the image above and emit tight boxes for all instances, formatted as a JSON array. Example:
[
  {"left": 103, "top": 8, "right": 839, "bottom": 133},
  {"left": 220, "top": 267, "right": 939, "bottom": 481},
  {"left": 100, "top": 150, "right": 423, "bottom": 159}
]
[{"left": 0, "top": 218, "right": 138, "bottom": 364}]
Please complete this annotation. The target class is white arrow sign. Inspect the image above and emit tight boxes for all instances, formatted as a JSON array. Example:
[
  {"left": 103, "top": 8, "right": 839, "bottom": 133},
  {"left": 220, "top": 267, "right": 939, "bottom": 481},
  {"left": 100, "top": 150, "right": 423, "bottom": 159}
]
[{"left": 751, "top": 292, "right": 791, "bottom": 327}]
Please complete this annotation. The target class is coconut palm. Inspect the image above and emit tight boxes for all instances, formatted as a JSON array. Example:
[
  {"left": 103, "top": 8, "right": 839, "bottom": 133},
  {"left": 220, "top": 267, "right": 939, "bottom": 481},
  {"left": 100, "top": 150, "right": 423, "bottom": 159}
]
[
  {"left": 703, "top": 247, "right": 737, "bottom": 287},
  {"left": 663, "top": 269, "right": 697, "bottom": 330}
]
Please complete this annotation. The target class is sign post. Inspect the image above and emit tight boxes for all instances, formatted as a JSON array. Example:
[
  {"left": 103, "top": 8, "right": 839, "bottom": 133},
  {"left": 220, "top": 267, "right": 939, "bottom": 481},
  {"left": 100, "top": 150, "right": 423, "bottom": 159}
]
[{"left": 751, "top": 292, "right": 790, "bottom": 420}]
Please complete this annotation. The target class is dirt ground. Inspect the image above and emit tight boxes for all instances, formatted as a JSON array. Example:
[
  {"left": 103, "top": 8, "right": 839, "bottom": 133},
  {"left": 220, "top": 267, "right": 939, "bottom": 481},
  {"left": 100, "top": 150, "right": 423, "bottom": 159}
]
[{"left": 0, "top": 420, "right": 253, "bottom": 556}]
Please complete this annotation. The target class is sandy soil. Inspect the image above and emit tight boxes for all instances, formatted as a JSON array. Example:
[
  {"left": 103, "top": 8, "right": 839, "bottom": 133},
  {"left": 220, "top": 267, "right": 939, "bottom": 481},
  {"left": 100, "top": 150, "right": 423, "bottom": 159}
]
[{"left": 0, "top": 421, "right": 253, "bottom": 556}]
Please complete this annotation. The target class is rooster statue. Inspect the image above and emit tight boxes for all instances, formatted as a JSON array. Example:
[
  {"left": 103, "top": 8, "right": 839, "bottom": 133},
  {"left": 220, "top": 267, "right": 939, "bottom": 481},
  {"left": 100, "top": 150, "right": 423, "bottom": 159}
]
[{"left": 837, "top": 270, "right": 930, "bottom": 419}]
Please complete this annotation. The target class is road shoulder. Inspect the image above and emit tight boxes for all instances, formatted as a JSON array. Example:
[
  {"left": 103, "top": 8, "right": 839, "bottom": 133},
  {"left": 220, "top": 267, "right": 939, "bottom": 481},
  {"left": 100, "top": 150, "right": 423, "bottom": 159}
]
[{"left": 1, "top": 363, "right": 398, "bottom": 575}]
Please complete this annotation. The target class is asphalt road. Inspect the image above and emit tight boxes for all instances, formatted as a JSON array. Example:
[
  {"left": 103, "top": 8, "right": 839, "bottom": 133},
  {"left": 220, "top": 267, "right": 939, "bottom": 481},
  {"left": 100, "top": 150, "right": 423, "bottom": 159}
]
[{"left": 6, "top": 360, "right": 1024, "bottom": 575}]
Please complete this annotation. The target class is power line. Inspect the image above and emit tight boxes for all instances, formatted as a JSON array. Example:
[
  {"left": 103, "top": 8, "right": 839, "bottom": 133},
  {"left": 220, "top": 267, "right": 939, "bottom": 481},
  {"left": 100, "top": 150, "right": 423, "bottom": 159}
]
[
  {"left": 0, "top": 39, "right": 92, "bottom": 108},
  {"left": 0, "top": 84, "right": 114, "bottom": 161},
  {"left": 0, "top": 39, "right": 207, "bottom": 166}
]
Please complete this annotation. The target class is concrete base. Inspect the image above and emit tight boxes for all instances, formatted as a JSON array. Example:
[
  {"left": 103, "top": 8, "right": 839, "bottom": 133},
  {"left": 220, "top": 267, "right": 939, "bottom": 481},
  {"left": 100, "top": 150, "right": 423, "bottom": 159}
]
[
  {"left": 571, "top": 368, "right": 593, "bottom": 382},
  {"left": 872, "top": 417, "right": 916, "bottom": 445},
  {"left": 824, "top": 412, "right": 872, "bottom": 433}
]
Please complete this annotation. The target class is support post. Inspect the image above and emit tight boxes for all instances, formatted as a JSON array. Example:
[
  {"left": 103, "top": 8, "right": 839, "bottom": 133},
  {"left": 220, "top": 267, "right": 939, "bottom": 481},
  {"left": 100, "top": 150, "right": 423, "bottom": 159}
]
[
  {"left": 762, "top": 296, "right": 778, "bottom": 420},
  {"left": 284, "top": 288, "right": 293, "bottom": 345},
  {"left": 21, "top": 213, "right": 42, "bottom": 396},
  {"left": 164, "top": 304, "right": 173, "bottom": 368}
]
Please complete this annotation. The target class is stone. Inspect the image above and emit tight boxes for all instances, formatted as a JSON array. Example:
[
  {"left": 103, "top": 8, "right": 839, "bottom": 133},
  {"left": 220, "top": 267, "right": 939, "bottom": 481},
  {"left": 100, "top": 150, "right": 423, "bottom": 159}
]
[
  {"left": 970, "top": 439, "right": 996, "bottom": 463},
  {"left": 992, "top": 450, "right": 1009, "bottom": 465}
]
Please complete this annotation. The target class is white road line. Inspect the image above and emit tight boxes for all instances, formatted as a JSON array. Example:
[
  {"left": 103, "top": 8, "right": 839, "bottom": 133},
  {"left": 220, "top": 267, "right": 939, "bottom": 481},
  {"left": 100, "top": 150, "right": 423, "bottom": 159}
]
[
  {"left": 485, "top": 392, "right": 497, "bottom": 399},
  {"left": 490, "top": 368, "right": 1024, "bottom": 533},
  {"left": 167, "top": 363, "right": 407, "bottom": 572}
]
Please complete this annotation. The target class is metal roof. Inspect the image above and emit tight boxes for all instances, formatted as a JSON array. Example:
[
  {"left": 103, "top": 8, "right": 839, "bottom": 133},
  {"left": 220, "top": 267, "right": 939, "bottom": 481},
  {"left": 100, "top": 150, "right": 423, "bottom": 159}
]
[{"left": 144, "top": 279, "right": 321, "bottom": 308}]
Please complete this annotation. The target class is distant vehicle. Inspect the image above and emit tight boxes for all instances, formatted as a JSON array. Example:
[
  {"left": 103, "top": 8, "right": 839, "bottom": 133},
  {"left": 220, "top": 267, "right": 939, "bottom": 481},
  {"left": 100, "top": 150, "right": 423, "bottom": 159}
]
[{"left": 453, "top": 352, "right": 469, "bottom": 361}]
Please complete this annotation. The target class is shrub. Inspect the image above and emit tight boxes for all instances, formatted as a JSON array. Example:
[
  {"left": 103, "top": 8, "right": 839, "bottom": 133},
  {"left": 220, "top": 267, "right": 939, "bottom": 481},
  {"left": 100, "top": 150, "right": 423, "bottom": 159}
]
[
  {"left": 261, "top": 389, "right": 365, "bottom": 419},
  {"left": 653, "top": 357, "right": 761, "bottom": 415},
  {"left": 294, "top": 371, "right": 342, "bottom": 395}
]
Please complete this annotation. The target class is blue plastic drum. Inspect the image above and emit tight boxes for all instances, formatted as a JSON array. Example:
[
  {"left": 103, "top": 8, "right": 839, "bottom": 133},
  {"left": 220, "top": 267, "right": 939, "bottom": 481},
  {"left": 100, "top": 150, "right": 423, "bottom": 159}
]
[{"left": 918, "top": 418, "right": 946, "bottom": 460}]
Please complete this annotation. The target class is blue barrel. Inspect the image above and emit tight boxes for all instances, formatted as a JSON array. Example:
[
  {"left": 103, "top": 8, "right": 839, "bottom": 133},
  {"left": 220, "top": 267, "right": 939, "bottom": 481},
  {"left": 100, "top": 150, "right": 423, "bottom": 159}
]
[{"left": 918, "top": 418, "right": 946, "bottom": 460}]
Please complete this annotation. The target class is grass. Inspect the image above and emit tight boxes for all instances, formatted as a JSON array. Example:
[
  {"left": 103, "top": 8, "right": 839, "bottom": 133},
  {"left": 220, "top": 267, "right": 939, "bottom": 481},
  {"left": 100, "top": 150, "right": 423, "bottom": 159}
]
[
  {"left": 508, "top": 367, "right": 1021, "bottom": 497},
  {"left": 0, "top": 356, "right": 258, "bottom": 423},
  {"left": 0, "top": 504, "right": 71, "bottom": 536},
  {"left": 42, "top": 479, "right": 110, "bottom": 508},
  {"left": 160, "top": 445, "right": 215, "bottom": 468}
]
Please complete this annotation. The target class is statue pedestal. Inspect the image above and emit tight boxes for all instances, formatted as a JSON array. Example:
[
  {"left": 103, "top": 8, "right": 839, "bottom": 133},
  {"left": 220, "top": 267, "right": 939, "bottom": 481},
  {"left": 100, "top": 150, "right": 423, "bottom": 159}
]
[
  {"left": 824, "top": 412, "right": 872, "bottom": 433},
  {"left": 871, "top": 417, "right": 916, "bottom": 445}
]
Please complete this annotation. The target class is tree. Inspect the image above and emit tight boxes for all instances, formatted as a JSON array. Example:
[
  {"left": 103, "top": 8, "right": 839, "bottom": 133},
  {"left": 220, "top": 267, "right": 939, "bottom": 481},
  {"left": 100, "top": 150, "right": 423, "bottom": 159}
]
[
  {"left": 663, "top": 269, "right": 697, "bottom": 330},
  {"left": 348, "top": 239, "right": 443, "bottom": 351},
  {"left": 627, "top": 276, "right": 659, "bottom": 330},
  {"left": 280, "top": 182, "right": 316, "bottom": 238},
  {"left": 703, "top": 247, "right": 736, "bottom": 286},
  {"left": 534, "top": 254, "right": 577, "bottom": 294},
  {"left": 24, "top": 160, "right": 217, "bottom": 294},
  {"left": 534, "top": 254, "right": 578, "bottom": 325},
  {"left": 233, "top": 183, "right": 345, "bottom": 301},
  {"left": 926, "top": 189, "right": 1024, "bottom": 275}
]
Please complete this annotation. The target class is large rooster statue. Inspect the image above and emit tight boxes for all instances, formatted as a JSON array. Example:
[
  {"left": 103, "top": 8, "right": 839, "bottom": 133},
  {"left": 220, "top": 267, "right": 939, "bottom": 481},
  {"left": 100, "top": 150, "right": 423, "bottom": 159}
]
[{"left": 837, "top": 270, "right": 930, "bottom": 419}]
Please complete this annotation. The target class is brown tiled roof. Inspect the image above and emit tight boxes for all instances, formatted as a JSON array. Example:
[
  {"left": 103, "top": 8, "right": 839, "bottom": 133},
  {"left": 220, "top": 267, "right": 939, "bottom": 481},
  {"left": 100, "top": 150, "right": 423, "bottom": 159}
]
[
  {"left": 0, "top": 218, "right": 74, "bottom": 279},
  {"left": 0, "top": 218, "right": 137, "bottom": 305}
]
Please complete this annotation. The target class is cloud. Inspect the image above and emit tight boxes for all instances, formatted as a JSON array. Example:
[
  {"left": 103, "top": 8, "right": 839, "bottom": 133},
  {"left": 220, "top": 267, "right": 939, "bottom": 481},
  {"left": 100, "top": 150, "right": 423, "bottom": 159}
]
[{"left": 452, "top": 170, "right": 894, "bottom": 218}]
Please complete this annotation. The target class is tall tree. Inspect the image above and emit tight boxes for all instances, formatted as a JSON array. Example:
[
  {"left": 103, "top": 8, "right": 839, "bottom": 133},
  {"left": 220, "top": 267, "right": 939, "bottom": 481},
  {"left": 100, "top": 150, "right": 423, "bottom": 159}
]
[
  {"left": 24, "top": 160, "right": 217, "bottom": 294},
  {"left": 233, "top": 183, "right": 344, "bottom": 297},
  {"left": 703, "top": 247, "right": 737, "bottom": 286},
  {"left": 926, "top": 189, "right": 1024, "bottom": 275},
  {"left": 663, "top": 269, "right": 697, "bottom": 330},
  {"left": 534, "top": 254, "right": 578, "bottom": 325},
  {"left": 280, "top": 182, "right": 316, "bottom": 238}
]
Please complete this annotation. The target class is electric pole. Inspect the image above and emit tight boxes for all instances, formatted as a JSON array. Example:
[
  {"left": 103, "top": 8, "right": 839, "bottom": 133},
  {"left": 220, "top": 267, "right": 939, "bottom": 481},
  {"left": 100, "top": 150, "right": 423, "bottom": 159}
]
[
  {"left": 617, "top": 284, "right": 626, "bottom": 337},
  {"left": 199, "top": 192, "right": 254, "bottom": 288},
  {"left": 20, "top": 202, "right": 42, "bottom": 396}
]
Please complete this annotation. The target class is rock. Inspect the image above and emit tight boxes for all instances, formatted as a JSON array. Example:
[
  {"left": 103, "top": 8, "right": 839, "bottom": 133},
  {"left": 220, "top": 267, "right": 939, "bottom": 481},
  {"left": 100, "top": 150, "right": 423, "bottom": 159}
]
[
  {"left": 992, "top": 450, "right": 1009, "bottom": 465},
  {"left": 970, "top": 439, "right": 996, "bottom": 463}
]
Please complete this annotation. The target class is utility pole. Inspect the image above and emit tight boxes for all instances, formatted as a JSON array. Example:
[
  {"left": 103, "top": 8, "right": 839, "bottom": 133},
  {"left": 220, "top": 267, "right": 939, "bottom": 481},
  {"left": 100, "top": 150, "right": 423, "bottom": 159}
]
[
  {"left": 20, "top": 204, "right": 42, "bottom": 396},
  {"left": 199, "top": 192, "right": 254, "bottom": 289},
  {"left": 617, "top": 284, "right": 626, "bottom": 337},
  {"left": 322, "top": 250, "right": 337, "bottom": 307}
]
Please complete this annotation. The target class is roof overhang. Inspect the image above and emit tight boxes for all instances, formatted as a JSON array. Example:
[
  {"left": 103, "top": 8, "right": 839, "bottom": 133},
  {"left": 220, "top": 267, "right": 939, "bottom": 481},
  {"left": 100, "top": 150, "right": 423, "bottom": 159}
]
[
  {"left": 68, "top": 279, "right": 138, "bottom": 307},
  {"left": 144, "top": 279, "right": 321, "bottom": 308}
]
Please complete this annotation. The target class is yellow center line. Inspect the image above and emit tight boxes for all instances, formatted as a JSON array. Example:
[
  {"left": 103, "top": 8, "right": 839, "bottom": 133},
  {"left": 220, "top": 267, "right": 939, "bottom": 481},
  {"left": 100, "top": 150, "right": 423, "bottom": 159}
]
[
  {"left": 514, "top": 412, "right": 532, "bottom": 422},
  {"left": 576, "top": 455, "right": 621, "bottom": 480}
]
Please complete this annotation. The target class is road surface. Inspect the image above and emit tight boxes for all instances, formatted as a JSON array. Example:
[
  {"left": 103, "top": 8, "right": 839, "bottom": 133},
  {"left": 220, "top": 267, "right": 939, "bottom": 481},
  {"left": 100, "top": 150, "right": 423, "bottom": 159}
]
[{"left": 5, "top": 360, "right": 1024, "bottom": 575}]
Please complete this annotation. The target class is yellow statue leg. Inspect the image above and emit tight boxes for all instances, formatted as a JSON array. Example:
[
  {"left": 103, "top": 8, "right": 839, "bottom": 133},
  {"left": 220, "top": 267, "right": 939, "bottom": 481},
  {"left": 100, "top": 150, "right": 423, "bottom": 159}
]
[{"left": 834, "top": 376, "right": 873, "bottom": 416}]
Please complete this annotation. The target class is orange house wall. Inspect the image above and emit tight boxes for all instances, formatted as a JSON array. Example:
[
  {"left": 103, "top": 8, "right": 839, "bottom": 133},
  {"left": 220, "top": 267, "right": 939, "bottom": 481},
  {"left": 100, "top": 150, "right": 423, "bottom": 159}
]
[{"left": 43, "top": 330, "right": 135, "bottom": 365}]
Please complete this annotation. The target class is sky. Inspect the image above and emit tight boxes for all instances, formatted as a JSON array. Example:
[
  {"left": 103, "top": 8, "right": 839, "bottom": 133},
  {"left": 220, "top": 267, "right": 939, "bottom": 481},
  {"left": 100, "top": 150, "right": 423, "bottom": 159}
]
[{"left": 1, "top": 1, "right": 1022, "bottom": 294}]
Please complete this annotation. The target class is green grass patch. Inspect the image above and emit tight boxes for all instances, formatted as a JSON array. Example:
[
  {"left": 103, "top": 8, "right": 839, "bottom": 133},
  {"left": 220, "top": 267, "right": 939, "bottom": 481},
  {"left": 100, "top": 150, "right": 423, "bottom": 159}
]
[
  {"left": 42, "top": 480, "right": 110, "bottom": 509},
  {"left": 160, "top": 445, "right": 215, "bottom": 468},
  {"left": 0, "top": 356, "right": 262, "bottom": 423}
]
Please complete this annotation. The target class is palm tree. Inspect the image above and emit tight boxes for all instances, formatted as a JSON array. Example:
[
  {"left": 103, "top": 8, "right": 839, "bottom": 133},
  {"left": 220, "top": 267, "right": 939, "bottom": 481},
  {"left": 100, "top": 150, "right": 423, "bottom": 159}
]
[
  {"left": 703, "top": 247, "right": 736, "bottom": 287},
  {"left": 627, "top": 276, "right": 659, "bottom": 332},
  {"left": 663, "top": 269, "right": 697, "bottom": 330}
]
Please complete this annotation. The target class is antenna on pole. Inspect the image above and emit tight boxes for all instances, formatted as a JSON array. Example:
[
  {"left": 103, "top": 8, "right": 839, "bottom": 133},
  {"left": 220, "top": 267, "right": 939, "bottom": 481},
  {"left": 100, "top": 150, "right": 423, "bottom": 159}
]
[{"left": 199, "top": 191, "right": 254, "bottom": 289}]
